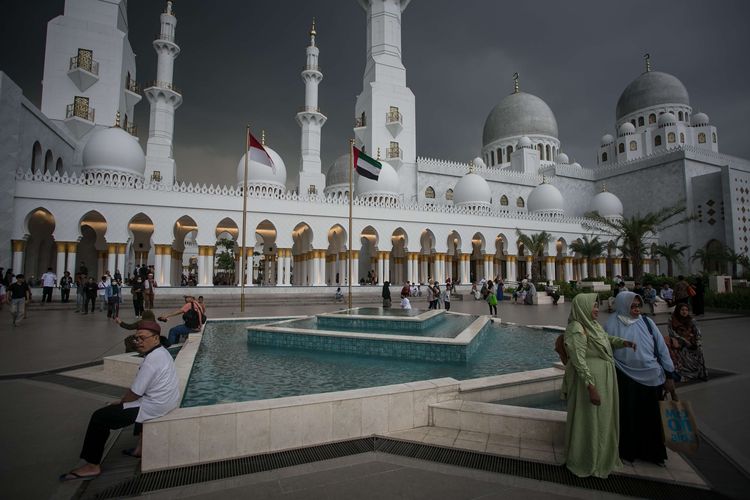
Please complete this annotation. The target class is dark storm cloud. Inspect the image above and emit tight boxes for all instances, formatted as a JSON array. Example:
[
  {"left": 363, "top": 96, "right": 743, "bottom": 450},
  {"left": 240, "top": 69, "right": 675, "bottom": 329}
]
[{"left": 2, "top": 1, "right": 749, "bottom": 187}]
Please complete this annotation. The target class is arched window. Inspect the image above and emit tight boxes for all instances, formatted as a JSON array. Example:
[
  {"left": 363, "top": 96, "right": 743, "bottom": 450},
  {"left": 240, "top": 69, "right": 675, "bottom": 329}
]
[
  {"left": 678, "top": 111, "right": 684, "bottom": 121},
  {"left": 698, "top": 132, "right": 706, "bottom": 144},
  {"left": 638, "top": 116, "right": 645, "bottom": 127},
  {"left": 425, "top": 186, "right": 435, "bottom": 199},
  {"left": 31, "top": 141, "right": 42, "bottom": 173},
  {"left": 680, "top": 132, "right": 685, "bottom": 143},
  {"left": 630, "top": 119, "right": 636, "bottom": 127},
  {"left": 601, "top": 152, "right": 608, "bottom": 162},
  {"left": 496, "top": 148, "right": 502, "bottom": 164},
  {"left": 506, "top": 145, "right": 513, "bottom": 160},
  {"left": 629, "top": 140, "right": 638, "bottom": 151},
  {"left": 654, "top": 135, "right": 662, "bottom": 146},
  {"left": 55, "top": 157, "right": 63, "bottom": 174},
  {"left": 44, "top": 150, "right": 53, "bottom": 174},
  {"left": 712, "top": 132, "right": 717, "bottom": 143},
  {"left": 648, "top": 113, "right": 656, "bottom": 124},
  {"left": 490, "top": 150, "right": 495, "bottom": 166},
  {"left": 618, "top": 143, "right": 625, "bottom": 154},
  {"left": 445, "top": 188, "right": 453, "bottom": 201},
  {"left": 545, "top": 144, "right": 551, "bottom": 160},
  {"left": 516, "top": 197, "right": 525, "bottom": 208},
  {"left": 668, "top": 132, "right": 676, "bottom": 143},
  {"left": 500, "top": 195, "right": 509, "bottom": 206},
  {"left": 537, "top": 144, "right": 544, "bottom": 159}
]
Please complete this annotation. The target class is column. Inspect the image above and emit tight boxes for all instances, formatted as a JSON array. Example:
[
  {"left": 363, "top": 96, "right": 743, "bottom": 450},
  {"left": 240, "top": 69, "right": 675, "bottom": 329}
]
[
  {"left": 505, "top": 255, "right": 517, "bottom": 283},
  {"left": 597, "top": 257, "right": 607, "bottom": 278},
  {"left": 545, "top": 256, "right": 556, "bottom": 282},
  {"left": 564, "top": 257, "right": 573, "bottom": 282},
  {"left": 420, "top": 255, "right": 428, "bottom": 284},
  {"left": 317, "top": 250, "right": 326, "bottom": 285},
  {"left": 350, "top": 250, "right": 359, "bottom": 286},
  {"left": 106, "top": 243, "right": 117, "bottom": 276},
  {"left": 406, "top": 254, "right": 414, "bottom": 284},
  {"left": 612, "top": 258, "right": 622, "bottom": 278},
  {"left": 627, "top": 261, "right": 634, "bottom": 277},
  {"left": 206, "top": 247, "right": 215, "bottom": 286},
  {"left": 283, "top": 249, "right": 292, "bottom": 285},
  {"left": 382, "top": 251, "right": 391, "bottom": 283},
  {"left": 338, "top": 251, "right": 347, "bottom": 285},
  {"left": 376, "top": 252, "right": 384, "bottom": 285},
  {"left": 65, "top": 242, "right": 77, "bottom": 274},
  {"left": 153, "top": 245, "right": 164, "bottom": 285},
  {"left": 117, "top": 244, "right": 127, "bottom": 277},
  {"left": 580, "top": 258, "right": 589, "bottom": 279},
  {"left": 98, "top": 251, "right": 107, "bottom": 278},
  {"left": 11, "top": 240, "right": 25, "bottom": 273},
  {"left": 56, "top": 242, "right": 67, "bottom": 277},
  {"left": 643, "top": 259, "right": 651, "bottom": 274},
  {"left": 161, "top": 246, "right": 172, "bottom": 286}
]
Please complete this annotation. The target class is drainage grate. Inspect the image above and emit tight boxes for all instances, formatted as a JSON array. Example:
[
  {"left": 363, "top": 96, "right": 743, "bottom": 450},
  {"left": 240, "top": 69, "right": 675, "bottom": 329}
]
[{"left": 93, "top": 436, "right": 724, "bottom": 499}]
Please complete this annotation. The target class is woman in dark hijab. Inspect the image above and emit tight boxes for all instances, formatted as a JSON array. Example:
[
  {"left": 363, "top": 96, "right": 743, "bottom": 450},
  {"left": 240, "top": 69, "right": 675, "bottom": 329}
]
[
  {"left": 382, "top": 281, "right": 391, "bottom": 308},
  {"left": 667, "top": 303, "right": 708, "bottom": 381}
]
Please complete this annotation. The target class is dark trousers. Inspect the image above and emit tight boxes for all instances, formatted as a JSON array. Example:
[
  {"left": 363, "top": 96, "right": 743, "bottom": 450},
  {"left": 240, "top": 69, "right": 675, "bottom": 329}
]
[
  {"left": 133, "top": 296, "right": 144, "bottom": 316},
  {"left": 61, "top": 288, "right": 70, "bottom": 302},
  {"left": 42, "top": 286, "right": 53, "bottom": 302},
  {"left": 84, "top": 296, "right": 96, "bottom": 313},
  {"left": 80, "top": 404, "right": 140, "bottom": 465},
  {"left": 145, "top": 293, "right": 154, "bottom": 309},
  {"left": 616, "top": 368, "right": 667, "bottom": 464},
  {"left": 107, "top": 298, "right": 120, "bottom": 318}
]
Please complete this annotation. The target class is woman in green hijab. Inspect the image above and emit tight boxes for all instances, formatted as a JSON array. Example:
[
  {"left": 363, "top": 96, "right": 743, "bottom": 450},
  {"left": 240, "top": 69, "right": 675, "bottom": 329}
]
[{"left": 562, "top": 293, "right": 636, "bottom": 478}]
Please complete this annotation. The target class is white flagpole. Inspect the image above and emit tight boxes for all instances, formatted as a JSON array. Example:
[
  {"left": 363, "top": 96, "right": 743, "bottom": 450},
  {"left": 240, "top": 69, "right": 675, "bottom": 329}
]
[{"left": 240, "top": 125, "right": 250, "bottom": 312}]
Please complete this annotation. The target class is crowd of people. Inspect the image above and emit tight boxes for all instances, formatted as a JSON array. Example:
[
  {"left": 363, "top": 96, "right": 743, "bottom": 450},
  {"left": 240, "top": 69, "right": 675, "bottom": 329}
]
[{"left": 562, "top": 290, "right": 708, "bottom": 479}]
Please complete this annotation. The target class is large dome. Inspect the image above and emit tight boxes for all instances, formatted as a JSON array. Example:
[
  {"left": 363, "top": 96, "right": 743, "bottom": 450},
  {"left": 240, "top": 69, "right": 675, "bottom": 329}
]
[
  {"left": 482, "top": 92, "right": 558, "bottom": 146},
  {"left": 527, "top": 181, "right": 564, "bottom": 216},
  {"left": 82, "top": 127, "right": 145, "bottom": 178},
  {"left": 356, "top": 160, "right": 399, "bottom": 198},
  {"left": 236, "top": 145, "right": 287, "bottom": 189},
  {"left": 325, "top": 154, "right": 350, "bottom": 188},
  {"left": 453, "top": 172, "right": 491, "bottom": 208},
  {"left": 616, "top": 71, "right": 690, "bottom": 120},
  {"left": 590, "top": 188, "right": 623, "bottom": 218}
]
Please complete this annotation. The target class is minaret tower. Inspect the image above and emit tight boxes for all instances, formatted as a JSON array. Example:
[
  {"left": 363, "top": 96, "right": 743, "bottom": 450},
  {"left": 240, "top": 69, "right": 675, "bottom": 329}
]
[
  {"left": 144, "top": 0, "right": 182, "bottom": 184},
  {"left": 354, "top": 0, "right": 416, "bottom": 201},
  {"left": 296, "top": 19, "right": 327, "bottom": 196}
]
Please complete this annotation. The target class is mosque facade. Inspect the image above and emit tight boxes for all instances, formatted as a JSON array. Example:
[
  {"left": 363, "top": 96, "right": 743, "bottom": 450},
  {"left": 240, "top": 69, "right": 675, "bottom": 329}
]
[{"left": 1, "top": 0, "right": 748, "bottom": 288}]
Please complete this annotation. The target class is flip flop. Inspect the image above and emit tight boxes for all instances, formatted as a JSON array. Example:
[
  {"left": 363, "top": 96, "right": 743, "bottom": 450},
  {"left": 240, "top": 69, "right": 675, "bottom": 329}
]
[
  {"left": 122, "top": 448, "right": 141, "bottom": 458},
  {"left": 59, "top": 471, "right": 99, "bottom": 482}
]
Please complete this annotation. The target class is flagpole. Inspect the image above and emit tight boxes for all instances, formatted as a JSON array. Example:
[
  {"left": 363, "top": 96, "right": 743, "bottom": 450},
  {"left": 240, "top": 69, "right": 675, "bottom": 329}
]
[
  {"left": 240, "top": 124, "right": 250, "bottom": 312},
  {"left": 348, "top": 139, "right": 354, "bottom": 310}
]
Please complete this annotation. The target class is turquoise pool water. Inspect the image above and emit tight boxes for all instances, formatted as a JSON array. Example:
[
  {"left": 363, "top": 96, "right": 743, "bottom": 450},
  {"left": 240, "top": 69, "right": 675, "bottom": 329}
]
[
  {"left": 280, "top": 314, "right": 476, "bottom": 338},
  {"left": 330, "top": 307, "right": 423, "bottom": 317},
  {"left": 181, "top": 320, "right": 559, "bottom": 407}
]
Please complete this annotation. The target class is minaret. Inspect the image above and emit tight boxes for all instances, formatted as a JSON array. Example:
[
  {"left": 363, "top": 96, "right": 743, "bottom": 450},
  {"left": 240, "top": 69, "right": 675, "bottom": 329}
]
[
  {"left": 354, "top": 0, "right": 416, "bottom": 201},
  {"left": 296, "top": 19, "right": 327, "bottom": 196},
  {"left": 144, "top": 0, "right": 182, "bottom": 184}
]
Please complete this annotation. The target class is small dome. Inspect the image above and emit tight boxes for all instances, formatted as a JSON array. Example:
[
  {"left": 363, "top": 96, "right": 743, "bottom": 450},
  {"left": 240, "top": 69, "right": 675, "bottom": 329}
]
[
  {"left": 658, "top": 112, "right": 676, "bottom": 127},
  {"left": 616, "top": 71, "right": 690, "bottom": 120},
  {"left": 601, "top": 134, "right": 614, "bottom": 147},
  {"left": 483, "top": 92, "right": 558, "bottom": 146},
  {"left": 618, "top": 122, "right": 635, "bottom": 136},
  {"left": 556, "top": 152, "right": 569, "bottom": 165},
  {"left": 527, "top": 181, "right": 564, "bottom": 216},
  {"left": 590, "top": 188, "right": 623, "bottom": 218},
  {"left": 82, "top": 127, "right": 145, "bottom": 178},
  {"left": 453, "top": 172, "right": 491, "bottom": 207},
  {"left": 472, "top": 157, "right": 486, "bottom": 169},
  {"left": 325, "top": 154, "right": 350, "bottom": 187},
  {"left": 517, "top": 136, "right": 532, "bottom": 148},
  {"left": 236, "top": 145, "right": 287, "bottom": 189},
  {"left": 570, "top": 161, "right": 582, "bottom": 169},
  {"left": 356, "top": 160, "right": 399, "bottom": 198},
  {"left": 691, "top": 112, "right": 710, "bottom": 126}
]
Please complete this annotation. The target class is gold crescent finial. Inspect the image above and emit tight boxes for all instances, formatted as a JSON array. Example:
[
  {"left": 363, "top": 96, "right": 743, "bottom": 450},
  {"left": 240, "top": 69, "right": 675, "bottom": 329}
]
[
  {"left": 468, "top": 160, "right": 475, "bottom": 173},
  {"left": 310, "top": 17, "right": 317, "bottom": 37},
  {"left": 643, "top": 53, "right": 651, "bottom": 72},
  {"left": 513, "top": 72, "right": 519, "bottom": 94},
  {"left": 601, "top": 182, "right": 607, "bottom": 192},
  {"left": 261, "top": 129, "right": 266, "bottom": 146},
  {"left": 115, "top": 111, "right": 121, "bottom": 127}
]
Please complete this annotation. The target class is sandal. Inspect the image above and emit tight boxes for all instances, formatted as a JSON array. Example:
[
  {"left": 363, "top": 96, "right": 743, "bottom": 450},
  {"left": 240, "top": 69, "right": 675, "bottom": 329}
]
[
  {"left": 122, "top": 448, "right": 141, "bottom": 458},
  {"left": 59, "top": 471, "right": 100, "bottom": 482}
]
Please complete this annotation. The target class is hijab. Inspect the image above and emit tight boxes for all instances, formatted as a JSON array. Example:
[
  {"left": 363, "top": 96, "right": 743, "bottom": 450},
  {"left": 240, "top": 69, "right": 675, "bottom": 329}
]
[
  {"left": 670, "top": 303, "right": 696, "bottom": 342},
  {"left": 567, "top": 293, "right": 612, "bottom": 356},
  {"left": 382, "top": 281, "right": 391, "bottom": 299}
]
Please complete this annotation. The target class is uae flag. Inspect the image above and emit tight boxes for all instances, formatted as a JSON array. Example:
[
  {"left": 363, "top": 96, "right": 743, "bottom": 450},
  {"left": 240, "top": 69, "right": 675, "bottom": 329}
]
[
  {"left": 353, "top": 146, "right": 381, "bottom": 180},
  {"left": 247, "top": 131, "right": 275, "bottom": 173}
]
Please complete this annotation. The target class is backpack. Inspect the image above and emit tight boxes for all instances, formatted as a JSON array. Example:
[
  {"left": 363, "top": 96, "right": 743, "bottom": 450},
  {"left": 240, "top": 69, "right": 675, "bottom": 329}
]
[
  {"left": 555, "top": 322, "right": 587, "bottom": 366},
  {"left": 183, "top": 303, "right": 200, "bottom": 329}
]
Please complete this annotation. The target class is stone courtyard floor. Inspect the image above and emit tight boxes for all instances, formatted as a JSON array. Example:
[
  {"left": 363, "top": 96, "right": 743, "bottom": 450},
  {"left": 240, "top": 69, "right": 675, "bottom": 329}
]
[{"left": 1, "top": 292, "right": 748, "bottom": 499}]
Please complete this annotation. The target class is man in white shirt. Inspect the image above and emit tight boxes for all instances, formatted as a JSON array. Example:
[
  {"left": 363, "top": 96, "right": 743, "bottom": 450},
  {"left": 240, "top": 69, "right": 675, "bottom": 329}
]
[
  {"left": 40, "top": 267, "right": 57, "bottom": 303},
  {"left": 660, "top": 283, "right": 675, "bottom": 306},
  {"left": 59, "top": 320, "right": 179, "bottom": 481}
]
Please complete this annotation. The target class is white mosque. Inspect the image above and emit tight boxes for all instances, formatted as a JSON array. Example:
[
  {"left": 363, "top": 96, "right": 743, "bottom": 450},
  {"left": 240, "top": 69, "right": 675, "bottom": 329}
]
[{"left": 1, "top": 0, "right": 748, "bottom": 288}]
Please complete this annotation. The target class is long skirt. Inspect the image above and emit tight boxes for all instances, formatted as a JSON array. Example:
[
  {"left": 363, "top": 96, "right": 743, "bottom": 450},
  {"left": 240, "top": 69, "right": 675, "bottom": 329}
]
[{"left": 616, "top": 369, "right": 666, "bottom": 464}]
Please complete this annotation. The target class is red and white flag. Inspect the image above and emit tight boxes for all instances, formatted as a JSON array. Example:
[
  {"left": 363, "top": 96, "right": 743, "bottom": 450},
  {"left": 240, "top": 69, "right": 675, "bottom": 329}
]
[{"left": 247, "top": 131, "right": 275, "bottom": 173}]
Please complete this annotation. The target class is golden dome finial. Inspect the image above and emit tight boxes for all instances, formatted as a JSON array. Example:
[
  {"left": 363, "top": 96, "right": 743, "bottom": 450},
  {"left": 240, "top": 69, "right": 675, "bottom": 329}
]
[
  {"left": 513, "top": 72, "right": 520, "bottom": 94},
  {"left": 542, "top": 174, "right": 547, "bottom": 184},
  {"left": 114, "top": 111, "right": 121, "bottom": 128},
  {"left": 643, "top": 53, "right": 651, "bottom": 73},
  {"left": 310, "top": 17, "right": 317, "bottom": 37},
  {"left": 468, "top": 160, "right": 475, "bottom": 173},
  {"left": 261, "top": 129, "right": 266, "bottom": 146},
  {"left": 601, "top": 182, "right": 608, "bottom": 192}
]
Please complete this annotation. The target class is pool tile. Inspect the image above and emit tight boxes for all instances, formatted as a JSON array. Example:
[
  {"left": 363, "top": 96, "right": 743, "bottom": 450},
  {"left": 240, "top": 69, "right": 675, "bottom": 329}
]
[
  {"left": 332, "top": 398, "right": 363, "bottom": 440},
  {"left": 361, "top": 395, "right": 389, "bottom": 435},
  {"left": 168, "top": 418, "right": 200, "bottom": 467},
  {"left": 270, "top": 406, "right": 305, "bottom": 450},
  {"left": 142, "top": 421, "right": 169, "bottom": 470},
  {"left": 199, "top": 413, "right": 237, "bottom": 462},
  {"left": 236, "top": 410, "right": 270, "bottom": 456},
  {"left": 301, "top": 403, "right": 333, "bottom": 446}
]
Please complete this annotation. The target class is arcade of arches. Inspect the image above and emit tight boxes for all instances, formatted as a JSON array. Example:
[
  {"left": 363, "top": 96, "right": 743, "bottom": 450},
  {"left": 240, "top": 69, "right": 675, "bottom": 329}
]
[{"left": 13, "top": 209, "right": 661, "bottom": 287}]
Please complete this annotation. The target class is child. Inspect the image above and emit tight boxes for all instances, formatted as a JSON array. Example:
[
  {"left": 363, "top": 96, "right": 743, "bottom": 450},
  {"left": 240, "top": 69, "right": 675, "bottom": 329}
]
[
  {"left": 400, "top": 296, "right": 412, "bottom": 309},
  {"left": 442, "top": 284, "right": 451, "bottom": 311}
]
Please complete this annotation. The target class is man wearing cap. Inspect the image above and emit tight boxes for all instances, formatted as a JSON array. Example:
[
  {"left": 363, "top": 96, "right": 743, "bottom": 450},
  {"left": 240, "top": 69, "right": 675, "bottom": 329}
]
[{"left": 59, "top": 320, "right": 179, "bottom": 481}]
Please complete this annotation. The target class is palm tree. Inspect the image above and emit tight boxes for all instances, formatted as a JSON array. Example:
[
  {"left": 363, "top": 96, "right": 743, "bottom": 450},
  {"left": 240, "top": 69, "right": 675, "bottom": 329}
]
[
  {"left": 654, "top": 241, "right": 690, "bottom": 277},
  {"left": 515, "top": 229, "right": 553, "bottom": 282},
  {"left": 569, "top": 235, "right": 604, "bottom": 277},
  {"left": 584, "top": 201, "right": 692, "bottom": 282}
]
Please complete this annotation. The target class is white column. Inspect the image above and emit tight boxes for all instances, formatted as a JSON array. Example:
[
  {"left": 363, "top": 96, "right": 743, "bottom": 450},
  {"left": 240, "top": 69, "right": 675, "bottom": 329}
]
[
  {"left": 627, "top": 261, "right": 634, "bottom": 277},
  {"left": 564, "top": 258, "right": 573, "bottom": 282},
  {"left": 506, "top": 256, "right": 517, "bottom": 283},
  {"left": 383, "top": 253, "right": 391, "bottom": 283},
  {"left": 56, "top": 242, "right": 67, "bottom": 278},
  {"left": 377, "top": 253, "right": 384, "bottom": 285},
  {"left": 597, "top": 258, "right": 607, "bottom": 278},
  {"left": 545, "top": 257, "right": 556, "bottom": 282},
  {"left": 643, "top": 259, "right": 651, "bottom": 274},
  {"left": 153, "top": 247, "right": 164, "bottom": 285},
  {"left": 419, "top": 256, "right": 427, "bottom": 284},
  {"left": 106, "top": 244, "right": 117, "bottom": 276},
  {"left": 317, "top": 251, "right": 326, "bottom": 285},
  {"left": 613, "top": 259, "right": 622, "bottom": 278},
  {"left": 283, "top": 251, "right": 291, "bottom": 285},
  {"left": 580, "top": 258, "right": 589, "bottom": 279},
  {"left": 116, "top": 244, "right": 127, "bottom": 278},
  {"left": 65, "top": 243, "right": 77, "bottom": 274},
  {"left": 351, "top": 251, "right": 359, "bottom": 286},
  {"left": 161, "top": 248, "right": 172, "bottom": 286}
]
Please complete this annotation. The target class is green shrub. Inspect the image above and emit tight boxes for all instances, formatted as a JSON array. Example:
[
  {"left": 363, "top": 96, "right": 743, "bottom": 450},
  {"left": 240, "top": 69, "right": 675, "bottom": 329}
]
[{"left": 704, "top": 288, "right": 750, "bottom": 310}]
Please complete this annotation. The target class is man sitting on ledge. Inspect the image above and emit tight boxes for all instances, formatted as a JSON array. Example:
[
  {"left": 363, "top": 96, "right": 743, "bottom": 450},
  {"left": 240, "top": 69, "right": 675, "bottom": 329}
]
[
  {"left": 59, "top": 320, "right": 179, "bottom": 481},
  {"left": 159, "top": 295, "right": 203, "bottom": 345}
]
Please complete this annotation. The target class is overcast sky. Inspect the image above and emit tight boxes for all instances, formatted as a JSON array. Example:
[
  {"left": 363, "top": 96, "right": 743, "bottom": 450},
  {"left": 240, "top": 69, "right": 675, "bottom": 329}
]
[{"left": 2, "top": 0, "right": 749, "bottom": 187}]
